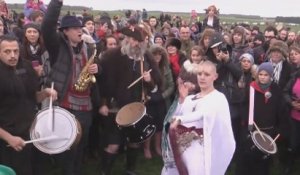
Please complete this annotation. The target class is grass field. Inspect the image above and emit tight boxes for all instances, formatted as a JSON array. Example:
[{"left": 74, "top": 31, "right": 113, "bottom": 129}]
[{"left": 42, "top": 147, "right": 300, "bottom": 175}]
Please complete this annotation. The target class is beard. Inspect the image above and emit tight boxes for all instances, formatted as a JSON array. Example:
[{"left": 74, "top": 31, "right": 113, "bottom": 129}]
[{"left": 121, "top": 39, "right": 147, "bottom": 60}]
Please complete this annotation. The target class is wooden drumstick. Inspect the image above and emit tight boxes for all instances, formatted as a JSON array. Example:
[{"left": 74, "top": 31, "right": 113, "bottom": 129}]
[
  {"left": 253, "top": 121, "right": 266, "bottom": 141},
  {"left": 269, "top": 134, "right": 280, "bottom": 146},
  {"left": 127, "top": 69, "right": 152, "bottom": 89},
  {"left": 49, "top": 82, "right": 54, "bottom": 132},
  {"left": 6, "top": 135, "right": 64, "bottom": 147}
]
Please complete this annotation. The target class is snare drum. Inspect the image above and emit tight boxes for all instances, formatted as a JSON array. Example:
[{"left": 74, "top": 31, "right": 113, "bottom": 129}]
[
  {"left": 30, "top": 106, "right": 82, "bottom": 154},
  {"left": 116, "top": 102, "right": 156, "bottom": 143},
  {"left": 250, "top": 130, "right": 277, "bottom": 159}
]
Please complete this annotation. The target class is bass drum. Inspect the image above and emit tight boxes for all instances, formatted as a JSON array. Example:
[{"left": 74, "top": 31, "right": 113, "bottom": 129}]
[
  {"left": 116, "top": 102, "right": 156, "bottom": 143},
  {"left": 30, "top": 106, "right": 82, "bottom": 154}
]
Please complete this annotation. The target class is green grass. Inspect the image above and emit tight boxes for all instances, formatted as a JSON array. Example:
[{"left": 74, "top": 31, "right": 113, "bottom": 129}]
[{"left": 42, "top": 148, "right": 300, "bottom": 175}]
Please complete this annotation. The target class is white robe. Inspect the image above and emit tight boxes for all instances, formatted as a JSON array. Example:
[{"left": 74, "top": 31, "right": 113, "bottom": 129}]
[{"left": 177, "top": 90, "right": 235, "bottom": 175}]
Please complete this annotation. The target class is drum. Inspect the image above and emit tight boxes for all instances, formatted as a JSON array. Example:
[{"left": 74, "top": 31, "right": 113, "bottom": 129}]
[
  {"left": 30, "top": 106, "right": 82, "bottom": 154},
  {"left": 250, "top": 130, "right": 277, "bottom": 159},
  {"left": 116, "top": 102, "right": 156, "bottom": 143}
]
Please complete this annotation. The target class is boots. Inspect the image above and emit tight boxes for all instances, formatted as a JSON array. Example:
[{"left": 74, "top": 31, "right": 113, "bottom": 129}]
[{"left": 100, "top": 151, "right": 118, "bottom": 175}]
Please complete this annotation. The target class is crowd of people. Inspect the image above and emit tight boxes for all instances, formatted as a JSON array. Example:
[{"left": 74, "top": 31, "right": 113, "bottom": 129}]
[{"left": 1, "top": 0, "right": 300, "bottom": 175}]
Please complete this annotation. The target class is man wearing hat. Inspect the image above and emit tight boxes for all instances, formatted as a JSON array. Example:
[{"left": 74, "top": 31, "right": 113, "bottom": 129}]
[
  {"left": 40, "top": 0, "right": 100, "bottom": 175},
  {"left": 98, "top": 26, "right": 161, "bottom": 175}
]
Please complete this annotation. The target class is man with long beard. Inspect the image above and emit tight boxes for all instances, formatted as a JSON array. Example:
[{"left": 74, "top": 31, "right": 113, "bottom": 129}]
[{"left": 98, "top": 26, "right": 162, "bottom": 175}]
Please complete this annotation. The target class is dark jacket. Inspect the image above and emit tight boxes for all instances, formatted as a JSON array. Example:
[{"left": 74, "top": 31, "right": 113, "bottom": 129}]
[
  {"left": 42, "top": 0, "right": 100, "bottom": 106},
  {"left": 98, "top": 47, "right": 162, "bottom": 108},
  {"left": 202, "top": 16, "right": 220, "bottom": 32}
]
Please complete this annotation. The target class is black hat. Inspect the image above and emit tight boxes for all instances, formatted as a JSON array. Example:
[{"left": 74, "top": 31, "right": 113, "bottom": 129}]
[
  {"left": 208, "top": 32, "right": 224, "bottom": 48},
  {"left": 166, "top": 37, "right": 181, "bottom": 50},
  {"left": 154, "top": 33, "right": 165, "bottom": 42},
  {"left": 24, "top": 22, "right": 41, "bottom": 33},
  {"left": 120, "top": 26, "right": 146, "bottom": 42},
  {"left": 59, "top": 15, "right": 83, "bottom": 30},
  {"left": 82, "top": 16, "right": 94, "bottom": 26}
]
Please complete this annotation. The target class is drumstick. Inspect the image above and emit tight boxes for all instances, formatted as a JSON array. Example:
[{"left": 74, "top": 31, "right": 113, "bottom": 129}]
[
  {"left": 127, "top": 69, "right": 152, "bottom": 89},
  {"left": 49, "top": 82, "right": 54, "bottom": 132},
  {"left": 269, "top": 134, "right": 280, "bottom": 146},
  {"left": 6, "top": 135, "right": 62, "bottom": 147},
  {"left": 253, "top": 121, "right": 266, "bottom": 141}
]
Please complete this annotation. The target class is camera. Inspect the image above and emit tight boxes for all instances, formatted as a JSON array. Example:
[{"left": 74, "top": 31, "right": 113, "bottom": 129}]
[{"left": 218, "top": 43, "right": 228, "bottom": 54}]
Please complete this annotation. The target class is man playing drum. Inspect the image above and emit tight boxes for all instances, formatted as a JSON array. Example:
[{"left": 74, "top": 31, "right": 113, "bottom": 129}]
[
  {"left": 0, "top": 34, "right": 57, "bottom": 175},
  {"left": 98, "top": 26, "right": 161, "bottom": 175},
  {"left": 39, "top": 0, "right": 100, "bottom": 174}
]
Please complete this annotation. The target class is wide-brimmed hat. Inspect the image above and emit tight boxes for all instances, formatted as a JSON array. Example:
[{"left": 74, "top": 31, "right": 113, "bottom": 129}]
[
  {"left": 120, "top": 26, "right": 146, "bottom": 42},
  {"left": 59, "top": 15, "right": 83, "bottom": 30}
]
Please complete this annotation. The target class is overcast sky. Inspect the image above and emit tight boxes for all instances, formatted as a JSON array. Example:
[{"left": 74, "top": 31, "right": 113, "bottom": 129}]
[{"left": 5, "top": 0, "right": 300, "bottom": 17}]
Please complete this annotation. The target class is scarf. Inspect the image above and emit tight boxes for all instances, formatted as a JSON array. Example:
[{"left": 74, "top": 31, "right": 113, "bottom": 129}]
[
  {"left": 271, "top": 60, "right": 283, "bottom": 84},
  {"left": 250, "top": 81, "right": 271, "bottom": 103}
]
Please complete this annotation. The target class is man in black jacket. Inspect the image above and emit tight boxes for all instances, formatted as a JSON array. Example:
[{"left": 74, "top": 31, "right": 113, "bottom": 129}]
[
  {"left": 41, "top": 0, "right": 100, "bottom": 175},
  {"left": 0, "top": 34, "right": 57, "bottom": 175}
]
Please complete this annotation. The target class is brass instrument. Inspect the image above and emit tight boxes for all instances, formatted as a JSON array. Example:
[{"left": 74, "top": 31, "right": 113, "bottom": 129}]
[{"left": 74, "top": 45, "right": 97, "bottom": 92}]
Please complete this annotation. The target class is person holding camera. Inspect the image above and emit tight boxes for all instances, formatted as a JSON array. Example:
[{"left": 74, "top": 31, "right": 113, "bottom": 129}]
[{"left": 206, "top": 31, "right": 242, "bottom": 169}]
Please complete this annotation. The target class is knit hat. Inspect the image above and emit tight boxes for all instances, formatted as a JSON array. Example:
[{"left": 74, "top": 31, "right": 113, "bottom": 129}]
[
  {"left": 24, "top": 22, "right": 41, "bottom": 33},
  {"left": 82, "top": 16, "right": 94, "bottom": 26},
  {"left": 120, "top": 26, "right": 146, "bottom": 42},
  {"left": 166, "top": 37, "right": 181, "bottom": 50},
  {"left": 59, "top": 15, "right": 83, "bottom": 30},
  {"left": 239, "top": 53, "right": 254, "bottom": 65},
  {"left": 267, "top": 40, "right": 289, "bottom": 58},
  {"left": 154, "top": 33, "right": 165, "bottom": 42},
  {"left": 257, "top": 62, "right": 274, "bottom": 76}
]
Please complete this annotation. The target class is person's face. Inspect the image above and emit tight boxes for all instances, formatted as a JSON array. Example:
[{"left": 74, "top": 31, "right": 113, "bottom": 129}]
[
  {"left": 100, "top": 23, "right": 108, "bottom": 33},
  {"left": 197, "top": 64, "right": 218, "bottom": 90},
  {"left": 85, "top": 21, "right": 95, "bottom": 34},
  {"left": 233, "top": 33, "right": 242, "bottom": 44},
  {"left": 223, "top": 35, "right": 231, "bottom": 45},
  {"left": 264, "top": 31, "right": 275, "bottom": 41},
  {"left": 179, "top": 27, "right": 190, "bottom": 41},
  {"left": 0, "top": 40, "right": 19, "bottom": 68},
  {"left": 208, "top": 8, "right": 215, "bottom": 16},
  {"left": 149, "top": 18, "right": 157, "bottom": 27},
  {"left": 106, "top": 37, "right": 117, "bottom": 49},
  {"left": 34, "top": 16, "right": 43, "bottom": 24},
  {"left": 167, "top": 45, "right": 177, "bottom": 55},
  {"left": 279, "top": 30, "right": 287, "bottom": 40},
  {"left": 162, "top": 28, "right": 170, "bottom": 36},
  {"left": 203, "top": 36, "right": 210, "bottom": 48},
  {"left": 288, "top": 32, "right": 296, "bottom": 42},
  {"left": 25, "top": 27, "right": 39, "bottom": 44},
  {"left": 270, "top": 50, "right": 283, "bottom": 63},
  {"left": 153, "top": 54, "right": 162, "bottom": 64},
  {"left": 290, "top": 49, "right": 300, "bottom": 66},
  {"left": 154, "top": 37, "right": 163, "bottom": 46},
  {"left": 190, "top": 50, "right": 202, "bottom": 64},
  {"left": 240, "top": 59, "right": 252, "bottom": 71},
  {"left": 64, "top": 27, "right": 83, "bottom": 45},
  {"left": 212, "top": 46, "right": 219, "bottom": 55},
  {"left": 257, "top": 70, "right": 271, "bottom": 84}
]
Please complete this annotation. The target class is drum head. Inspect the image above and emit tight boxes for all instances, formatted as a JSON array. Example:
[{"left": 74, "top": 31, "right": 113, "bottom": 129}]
[
  {"left": 116, "top": 102, "right": 146, "bottom": 126},
  {"left": 30, "top": 107, "right": 79, "bottom": 154},
  {"left": 251, "top": 130, "right": 277, "bottom": 154}
]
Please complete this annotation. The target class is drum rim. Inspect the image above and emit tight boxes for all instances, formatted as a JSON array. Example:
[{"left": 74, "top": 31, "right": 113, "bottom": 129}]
[
  {"left": 116, "top": 102, "right": 146, "bottom": 126},
  {"left": 251, "top": 130, "right": 277, "bottom": 154},
  {"left": 30, "top": 106, "right": 79, "bottom": 154}
]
